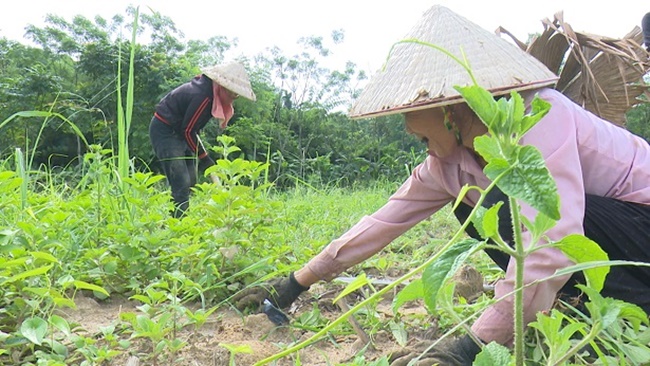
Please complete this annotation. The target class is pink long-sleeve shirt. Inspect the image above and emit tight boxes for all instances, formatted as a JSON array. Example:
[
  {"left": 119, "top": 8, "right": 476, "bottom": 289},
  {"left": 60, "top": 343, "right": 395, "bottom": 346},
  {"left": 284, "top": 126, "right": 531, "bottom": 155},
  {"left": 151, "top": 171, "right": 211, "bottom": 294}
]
[{"left": 306, "top": 88, "right": 650, "bottom": 344}]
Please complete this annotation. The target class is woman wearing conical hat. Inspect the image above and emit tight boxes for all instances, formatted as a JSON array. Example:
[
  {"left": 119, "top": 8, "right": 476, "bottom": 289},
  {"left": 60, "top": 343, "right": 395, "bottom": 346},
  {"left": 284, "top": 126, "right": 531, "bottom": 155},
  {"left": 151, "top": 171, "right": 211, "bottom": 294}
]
[
  {"left": 149, "top": 62, "right": 256, "bottom": 218},
  {"left": 234, "top": 6, "right": 650, "bottom": 364}
]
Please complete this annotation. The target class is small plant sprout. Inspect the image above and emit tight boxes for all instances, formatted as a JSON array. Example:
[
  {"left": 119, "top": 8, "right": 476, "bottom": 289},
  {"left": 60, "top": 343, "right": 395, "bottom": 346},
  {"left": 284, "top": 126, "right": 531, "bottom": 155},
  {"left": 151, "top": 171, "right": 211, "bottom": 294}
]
[{"left": 219, "top": 343, "right": 254, "bottom": 366}]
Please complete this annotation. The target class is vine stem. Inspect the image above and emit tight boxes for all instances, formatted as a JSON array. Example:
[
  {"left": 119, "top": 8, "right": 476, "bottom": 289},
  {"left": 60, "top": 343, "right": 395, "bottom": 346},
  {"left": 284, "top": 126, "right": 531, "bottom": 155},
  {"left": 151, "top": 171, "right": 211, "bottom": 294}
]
[
  {"left": 254, "top": 177, "right": 505, "bottom": 365},
  {"left": 509, "top": 196, "right": 525, "bottom": 365}
]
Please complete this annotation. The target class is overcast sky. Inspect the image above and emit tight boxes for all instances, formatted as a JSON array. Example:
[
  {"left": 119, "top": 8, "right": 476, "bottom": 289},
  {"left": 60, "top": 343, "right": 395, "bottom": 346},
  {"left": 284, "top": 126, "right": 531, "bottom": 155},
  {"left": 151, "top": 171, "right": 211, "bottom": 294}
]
[{"left": 2, "top": 1, "right": 648, "bottom": 73}]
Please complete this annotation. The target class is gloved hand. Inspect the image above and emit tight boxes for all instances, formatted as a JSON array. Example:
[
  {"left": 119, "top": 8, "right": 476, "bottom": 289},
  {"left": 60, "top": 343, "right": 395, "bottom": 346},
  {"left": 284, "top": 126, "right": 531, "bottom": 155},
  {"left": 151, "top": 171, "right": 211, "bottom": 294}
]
[
  {"left": 232, "top": 272, "right": 310, "bottom": 311},
  {"left": 388, "top": 334, "right": 482, "bottom": 366}
]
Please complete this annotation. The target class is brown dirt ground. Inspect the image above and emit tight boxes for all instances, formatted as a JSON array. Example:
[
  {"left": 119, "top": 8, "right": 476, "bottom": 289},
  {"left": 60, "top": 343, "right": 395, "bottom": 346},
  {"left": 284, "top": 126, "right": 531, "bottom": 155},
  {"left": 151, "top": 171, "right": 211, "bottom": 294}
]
[
  {"left": 59, "top": 268, "right": 484, "bottom": 366},
  {"left": 60, "top": 283, "right": 431, "bottom": 366}
]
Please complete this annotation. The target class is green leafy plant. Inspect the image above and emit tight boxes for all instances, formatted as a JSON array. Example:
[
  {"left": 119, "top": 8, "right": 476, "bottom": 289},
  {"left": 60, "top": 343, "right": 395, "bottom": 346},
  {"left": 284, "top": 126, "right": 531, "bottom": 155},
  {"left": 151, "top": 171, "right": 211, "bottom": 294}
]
[
  {"left": 219, "top": 343, "right": 254, "bottom": 366},
  {"left": 528, "top": 285, "right": 650, "bottom": 365}
]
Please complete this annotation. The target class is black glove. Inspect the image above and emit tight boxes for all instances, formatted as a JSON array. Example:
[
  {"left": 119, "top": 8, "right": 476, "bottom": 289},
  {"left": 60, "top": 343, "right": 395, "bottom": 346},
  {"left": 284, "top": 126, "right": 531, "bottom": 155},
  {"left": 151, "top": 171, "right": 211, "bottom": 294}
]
[
  {"left": 232, "top": 272, "right": 309, "bottom": 311},
  {"left": 389, "top": 335, "right": 482, "bottom": 366}
]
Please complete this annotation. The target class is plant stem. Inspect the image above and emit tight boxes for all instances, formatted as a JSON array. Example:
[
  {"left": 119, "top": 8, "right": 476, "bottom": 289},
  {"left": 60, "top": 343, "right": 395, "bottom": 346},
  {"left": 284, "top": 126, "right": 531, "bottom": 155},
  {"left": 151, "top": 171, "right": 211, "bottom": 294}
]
[{"left": 509, "top": 196, "right": 525, "bottom": 365}]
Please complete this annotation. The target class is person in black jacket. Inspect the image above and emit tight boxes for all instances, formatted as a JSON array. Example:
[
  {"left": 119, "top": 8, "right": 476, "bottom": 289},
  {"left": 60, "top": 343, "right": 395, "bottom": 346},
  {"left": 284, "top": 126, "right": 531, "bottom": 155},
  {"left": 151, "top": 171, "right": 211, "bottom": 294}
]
[{"left": 149, "top": 62, "right": 256, "bottom": 218}]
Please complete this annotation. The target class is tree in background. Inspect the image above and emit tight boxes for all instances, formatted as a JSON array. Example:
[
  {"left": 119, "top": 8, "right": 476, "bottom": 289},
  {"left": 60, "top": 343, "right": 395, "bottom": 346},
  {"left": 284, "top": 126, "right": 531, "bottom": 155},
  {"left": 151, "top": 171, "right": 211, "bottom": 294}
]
[{"left": 6, "top": 6, "right": 648, "bottom": 189}]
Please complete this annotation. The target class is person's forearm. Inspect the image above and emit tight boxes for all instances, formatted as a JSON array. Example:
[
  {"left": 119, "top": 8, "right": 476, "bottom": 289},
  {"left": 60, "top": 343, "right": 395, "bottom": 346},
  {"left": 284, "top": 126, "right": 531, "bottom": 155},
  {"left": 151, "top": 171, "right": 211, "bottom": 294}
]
[{"left": 293, "top": 266, "right": 320, "bottom": 288}]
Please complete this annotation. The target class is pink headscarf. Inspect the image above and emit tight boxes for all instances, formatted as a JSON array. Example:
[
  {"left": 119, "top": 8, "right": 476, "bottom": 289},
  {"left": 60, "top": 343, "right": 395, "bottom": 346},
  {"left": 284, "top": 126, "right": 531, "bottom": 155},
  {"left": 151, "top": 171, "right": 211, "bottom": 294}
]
[{"left": 211, "top": 83, "right": 235, "bottom": 128}]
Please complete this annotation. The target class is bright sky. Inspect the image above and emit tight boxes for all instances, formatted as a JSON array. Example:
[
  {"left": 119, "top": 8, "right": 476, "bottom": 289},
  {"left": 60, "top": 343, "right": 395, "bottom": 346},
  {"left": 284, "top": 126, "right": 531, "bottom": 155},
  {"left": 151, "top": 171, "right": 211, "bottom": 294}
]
[{"left": 2, "top": 1, "right": 648, "bottom": 74}]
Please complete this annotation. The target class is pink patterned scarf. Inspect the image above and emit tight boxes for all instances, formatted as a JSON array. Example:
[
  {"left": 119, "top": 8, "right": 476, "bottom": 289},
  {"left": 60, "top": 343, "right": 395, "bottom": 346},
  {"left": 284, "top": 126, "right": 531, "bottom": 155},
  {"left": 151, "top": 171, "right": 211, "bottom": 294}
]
[{"left": 211, "top": 83, "right": 235, "bottom": 128}]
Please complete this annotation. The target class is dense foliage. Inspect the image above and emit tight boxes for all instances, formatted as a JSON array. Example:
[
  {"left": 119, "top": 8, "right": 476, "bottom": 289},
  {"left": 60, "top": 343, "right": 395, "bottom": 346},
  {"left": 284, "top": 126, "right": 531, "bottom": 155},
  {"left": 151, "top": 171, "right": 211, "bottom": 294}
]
[{"left": 0, "top": 6, "right": 425, "bottom": 189}]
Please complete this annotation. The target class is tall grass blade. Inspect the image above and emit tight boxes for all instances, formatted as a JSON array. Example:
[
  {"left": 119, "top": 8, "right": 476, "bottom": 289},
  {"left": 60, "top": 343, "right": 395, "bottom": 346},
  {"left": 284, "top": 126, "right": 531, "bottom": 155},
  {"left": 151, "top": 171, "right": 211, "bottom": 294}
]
[
  {"left": 14, "top": 148, "right": 27, "bottom": 209},
  {"left": 116, "top": 6, "right": 139, "bottom": 185}
]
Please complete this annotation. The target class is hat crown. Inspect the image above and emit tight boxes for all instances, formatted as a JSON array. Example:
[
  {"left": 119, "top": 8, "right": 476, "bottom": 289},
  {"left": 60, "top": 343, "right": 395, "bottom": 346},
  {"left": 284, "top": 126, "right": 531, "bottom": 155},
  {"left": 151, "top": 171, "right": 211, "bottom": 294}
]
[
  {"left": 349, "top": 5, "right": 558, "bottom": 119},
  {"left": 202, "top": 62, "right": 257, "bottom": 101}
]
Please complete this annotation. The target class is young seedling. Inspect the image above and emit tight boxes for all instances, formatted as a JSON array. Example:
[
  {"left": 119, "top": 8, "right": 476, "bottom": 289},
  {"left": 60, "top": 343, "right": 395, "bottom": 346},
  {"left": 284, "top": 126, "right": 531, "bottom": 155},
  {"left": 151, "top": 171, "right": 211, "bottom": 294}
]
[{"left": 219, "top": 343, "right": 253, "bottom": 366}]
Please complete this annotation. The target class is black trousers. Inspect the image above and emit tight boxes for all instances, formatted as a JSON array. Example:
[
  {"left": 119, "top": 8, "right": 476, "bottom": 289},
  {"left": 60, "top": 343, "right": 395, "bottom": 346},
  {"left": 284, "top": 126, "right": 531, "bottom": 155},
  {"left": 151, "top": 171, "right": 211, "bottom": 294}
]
[
  {"left": 454, "top": 190, "right": 650, "bottom": 314},
  {"left": 149, "top": 117, "right": 198, "bottom": 218}
]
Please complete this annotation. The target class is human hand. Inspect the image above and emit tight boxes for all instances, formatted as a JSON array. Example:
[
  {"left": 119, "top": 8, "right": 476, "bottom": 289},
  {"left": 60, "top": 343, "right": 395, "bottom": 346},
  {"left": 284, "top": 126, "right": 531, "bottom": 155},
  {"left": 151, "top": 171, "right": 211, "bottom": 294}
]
[
  {"left": 232, "top": 272, "right": 309, "bottom": 311},
  {"left": 388, "top": 335, "right": 482, "bottom": 366}
]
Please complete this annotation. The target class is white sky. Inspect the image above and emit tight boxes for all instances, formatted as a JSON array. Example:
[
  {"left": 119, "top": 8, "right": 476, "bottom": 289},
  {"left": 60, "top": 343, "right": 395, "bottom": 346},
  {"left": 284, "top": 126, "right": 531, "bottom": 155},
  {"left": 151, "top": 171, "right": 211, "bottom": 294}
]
[{"left": 2, "top": 1, "right": 648, "bottom": 74}]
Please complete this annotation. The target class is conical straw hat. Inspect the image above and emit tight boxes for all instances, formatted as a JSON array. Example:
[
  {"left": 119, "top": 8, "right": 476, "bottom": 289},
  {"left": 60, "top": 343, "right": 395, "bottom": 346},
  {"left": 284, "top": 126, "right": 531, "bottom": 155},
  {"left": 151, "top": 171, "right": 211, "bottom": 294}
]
[
  {"left": 349, "top": 5, "right": 559, "bottom": 119},
  {"left": 202, "top": 62, "right": 257, "bottom": 101}
]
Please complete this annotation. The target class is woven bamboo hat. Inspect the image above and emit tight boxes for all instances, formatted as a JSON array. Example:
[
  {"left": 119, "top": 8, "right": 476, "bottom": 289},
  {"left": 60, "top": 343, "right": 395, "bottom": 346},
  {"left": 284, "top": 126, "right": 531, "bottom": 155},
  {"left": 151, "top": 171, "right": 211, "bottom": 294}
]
[
  {"left": 349, "top": 5, "right": 559, "bottom": 119},
  {"left": 202, "top": 62, "right": 256, "bottom": 101}
]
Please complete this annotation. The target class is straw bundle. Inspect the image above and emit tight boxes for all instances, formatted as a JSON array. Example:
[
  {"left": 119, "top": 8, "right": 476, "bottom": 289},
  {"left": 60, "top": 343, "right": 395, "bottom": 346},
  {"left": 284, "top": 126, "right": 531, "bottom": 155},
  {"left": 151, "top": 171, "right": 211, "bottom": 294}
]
[{"left": 497, "top": 12, "right": 650, "bottom": 126}]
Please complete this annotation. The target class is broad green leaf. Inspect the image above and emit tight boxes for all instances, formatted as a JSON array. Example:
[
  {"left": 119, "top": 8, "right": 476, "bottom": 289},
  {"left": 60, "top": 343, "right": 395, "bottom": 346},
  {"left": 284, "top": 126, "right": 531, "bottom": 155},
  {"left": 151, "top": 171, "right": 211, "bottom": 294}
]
[
  {"left": 482, "top": 157, "right": 509, "bottom": 180},
  {"left": 134, "top": 315, "right": 155, "bottom": 335},
  {"left": 47, "top": 339, "right": 69, "bottom": 357},
  {"left": 455, "top": 85, "right": 500, "bottom": 128},
  {"left": 0, "top": 229, "right": 18, "bottom": 248},
  {"left": 521, "top": 212, "right": 557, "bottom": 242},
  {"left": 554, "top": 234, "right": 609, "bottom": 292},
  {"left": 520, "top": 96, "right": 552, "bottom": 135},
  {"left": 4, "top": 264, "right": 52, "bottom": 283},
  {"left": 333, "top": 273, "right": 369, "bottom": 304},
  {"left": 30, "top": 251, "right": 59, "bottom": 264},
  {"left": 130, "top": 294, "right": 152, "bottom": 305},
  {"left": 508, "top": 91, "right": 526, "bottom": 127},
  {"left": 56, "top": 274, "right": 75, "bottom": 288},
  {"left": 618, "top": 302, "right": 650, "bottom": 330},
  {"left": 0, "top": 257, "right": 29, "bottom": 270},
  {"left": 621, "top": 343, "right": 650, "bottom": 365},
  {"left": 422, "top": 238, "right": 480, "bottom": 313},
  {"left": 392, "top": 279, "right": 423, "bottom": 313},
  {"left": 49, "top": 315, "right": 71, "bottom": 339},
  {"left": 20, "top": 317, "right": 48, "bottom": 345},
  {"left": 52, "top": 297, "right": 77, "bottom": 309},
  {"left": 487, "top": 145, "right": 560, "bottom": 220},
  {"left": 481, "top": 201, "right": 504, "bottom": 239},
  {"left": 496, "top": 98, "right": 511, "bottom": 135},
  {"left": 388, "top": 320, "right": 408, "bottom": 346},
  {"left": 474, "top": 341, "right": 513, "bottom": 366},
  {"left": 473, "top": 135, "right": 503, "bottom": 163},
  {"left": 469, "top": 205, "right": 488, "bottom": 239},
  {"left": 73, "top": 280, "right": 109, "bottom": 297},
  {"left": 579, "top": 284, "right": 648, "bottom": 330},
  {"left": 580, "top": 286, "right": 622, "bottom": 328}
]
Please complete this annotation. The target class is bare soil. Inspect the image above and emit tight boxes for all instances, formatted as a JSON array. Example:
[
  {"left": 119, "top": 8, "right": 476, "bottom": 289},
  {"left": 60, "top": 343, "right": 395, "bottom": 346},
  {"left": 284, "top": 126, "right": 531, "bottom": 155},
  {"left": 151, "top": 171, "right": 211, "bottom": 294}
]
[
  {"left": 61, "top": 284, "right": 425, "bottom": 366},
  {"left": 60, "top": 268, "right": 484, "bottom": 366}
]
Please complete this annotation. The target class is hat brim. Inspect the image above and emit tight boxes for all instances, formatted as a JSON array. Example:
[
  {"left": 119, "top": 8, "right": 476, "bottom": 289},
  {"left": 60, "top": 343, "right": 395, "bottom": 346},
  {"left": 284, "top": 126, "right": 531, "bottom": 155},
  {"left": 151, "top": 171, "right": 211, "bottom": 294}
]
[{"left": 202, "top": 63, "right": 257, "bottom": 101}]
